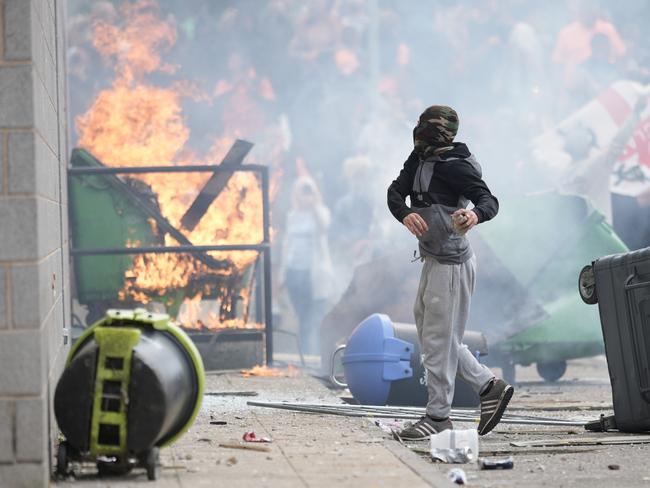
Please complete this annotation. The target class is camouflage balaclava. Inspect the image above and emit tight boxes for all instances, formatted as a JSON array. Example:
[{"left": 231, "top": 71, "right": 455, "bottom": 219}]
[{"left": 413, "top": 105, "right": 459, "bottom": 157}]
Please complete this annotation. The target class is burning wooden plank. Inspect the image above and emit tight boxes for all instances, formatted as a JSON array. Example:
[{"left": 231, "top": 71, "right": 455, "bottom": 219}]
[{"left": 180, "top": 139, "right": 254, "bottom": 232}]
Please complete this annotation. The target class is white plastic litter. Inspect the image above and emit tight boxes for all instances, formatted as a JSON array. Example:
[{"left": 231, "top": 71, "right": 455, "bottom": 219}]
[
  {"left": 447, "top": 468, "right": 468, "bottom": 484},
  {"left": 430, "top": 429, "right": 479, "bottom": 463}
]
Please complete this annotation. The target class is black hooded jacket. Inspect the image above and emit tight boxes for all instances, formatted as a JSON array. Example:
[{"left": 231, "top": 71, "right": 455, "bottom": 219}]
[{"left": 387, "top": 142, "right": 499, "bottom": 224}]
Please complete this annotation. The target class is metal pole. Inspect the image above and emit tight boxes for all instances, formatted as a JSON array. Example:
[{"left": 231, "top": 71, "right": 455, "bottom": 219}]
[
  {"left": 68, "top": 163, "right": 269, "bottom": 175},
  {"left": 246, "top": 401, "right": 589, "bottom": 427},
  {"left": 70, "top": 243, "right": 269, "bottom": 256},
  {"left": 261, "top": 167, "right": 273, "bottom": 365},
  {"left": 247, "top": 402, "right": 581, "bottom": 422},
  {"left": 254, "top": 254, "right": 263, "bottom": 323}
]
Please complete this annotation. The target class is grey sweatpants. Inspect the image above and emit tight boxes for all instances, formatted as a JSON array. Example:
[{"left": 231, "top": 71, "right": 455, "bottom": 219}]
[{"left": 414, "top": 255, "right": 494, "bottom": 418}]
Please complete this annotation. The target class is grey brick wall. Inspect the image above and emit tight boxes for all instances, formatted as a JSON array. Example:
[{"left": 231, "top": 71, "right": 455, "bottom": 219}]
[{"left": 0, "top": 0, "right": 70, "bottom": 486}]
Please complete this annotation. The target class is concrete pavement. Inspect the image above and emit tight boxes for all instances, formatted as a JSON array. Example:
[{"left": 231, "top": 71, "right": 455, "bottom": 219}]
[
  {"left": 55, "top": 356, "right": 650, "bottom": 487},
  {"left": 56, "top": 369, "right": 448, "bottom": 487}
]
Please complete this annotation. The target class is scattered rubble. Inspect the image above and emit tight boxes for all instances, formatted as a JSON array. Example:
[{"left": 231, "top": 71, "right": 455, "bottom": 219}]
[
  {"left": 510, "top": 435, "right": 650, "bottom": 448},
  {"left": 205, "top": 391, "right": 259, "bottom": 397},
  {"left": 479, "top": 456, "right": 514, "bottom": 470},
  {"left": 219, "top": 442, "right": 272, "bottom": 453},
  {"left": 243, "top": 431, "right": 272, "bottom": 443}
]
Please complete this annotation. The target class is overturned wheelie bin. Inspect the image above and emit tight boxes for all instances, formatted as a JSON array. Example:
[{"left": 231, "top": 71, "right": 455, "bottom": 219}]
[
  {"left": 331, "top": 313, "right": 489, "bottom": 407},
  {"left": 580, "top": 247, "right": 650, "bottom": 433},
  {"left": 54, "top": 309, "right": 205, "bottom": 480}
]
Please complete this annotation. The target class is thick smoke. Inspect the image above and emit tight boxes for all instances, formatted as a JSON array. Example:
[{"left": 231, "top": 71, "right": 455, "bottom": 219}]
[{"left": 65, "top": 0, "right": 650, "bottom": 359}]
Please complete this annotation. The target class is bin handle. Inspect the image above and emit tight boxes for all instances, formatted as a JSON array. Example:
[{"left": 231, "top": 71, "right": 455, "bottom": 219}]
[
  {"left": 330, "top": 345, "right": 347, "bottom": 388},
  {"left": 624, "top": 268, "right": 650, "bottom": 401},
  {"left": 625, "top": 268, "right": 650, "bottom": 291}
]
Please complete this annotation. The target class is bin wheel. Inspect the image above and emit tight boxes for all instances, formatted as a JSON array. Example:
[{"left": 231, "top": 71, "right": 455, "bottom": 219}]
[
  {"left": 579, "top": 265, "right": 598, "bottom": 304},
  {"left": 145, "top": 448, "right": 160, "bottom": 481},
  {"left": 536, "top": 360, "right": 567, "bottom": 382},
  {"left": 97, "top": 459, "right": 132, "bottom": 477},
  {"left": 56, "top": 442, "right": 69, "bottom": 476}
]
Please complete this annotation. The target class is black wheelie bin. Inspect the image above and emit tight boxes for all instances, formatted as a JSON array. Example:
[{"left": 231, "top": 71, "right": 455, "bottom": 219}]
[{"left": 579, "top": 247, "right": 650, "bottom": 432}]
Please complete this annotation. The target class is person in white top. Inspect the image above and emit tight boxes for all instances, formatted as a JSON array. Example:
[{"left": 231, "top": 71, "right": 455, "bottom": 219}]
[{"left": 281, "top": 177, "right": 334, "bottom": 355}]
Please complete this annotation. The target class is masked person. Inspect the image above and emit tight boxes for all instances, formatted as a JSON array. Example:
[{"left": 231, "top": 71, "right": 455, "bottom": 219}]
[{"left": 387, "top": 105, "right": 513, "bottom": 439}]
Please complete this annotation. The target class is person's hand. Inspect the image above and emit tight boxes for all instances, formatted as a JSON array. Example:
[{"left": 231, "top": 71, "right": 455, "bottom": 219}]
[
  {"left": 452, "top": 209, "right": 478, "bottom": 234},
  {"left": 402, "top": 213, "right": 428, "bottom": 237}
]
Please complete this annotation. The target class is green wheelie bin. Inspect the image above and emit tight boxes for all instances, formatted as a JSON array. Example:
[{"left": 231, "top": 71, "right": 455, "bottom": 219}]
[{"left": 475, "top": 191, "right": 628, "bottom": 383}]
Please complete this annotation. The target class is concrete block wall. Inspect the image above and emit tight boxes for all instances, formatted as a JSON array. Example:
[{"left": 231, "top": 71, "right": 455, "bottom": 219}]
[{"left": 0, "top": 0, "right": 70, "bottom": 486}]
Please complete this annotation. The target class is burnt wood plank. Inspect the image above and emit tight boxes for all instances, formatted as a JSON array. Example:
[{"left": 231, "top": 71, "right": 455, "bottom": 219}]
[{"left": 180, "top": 139, "right": 254, "bottom": 231}]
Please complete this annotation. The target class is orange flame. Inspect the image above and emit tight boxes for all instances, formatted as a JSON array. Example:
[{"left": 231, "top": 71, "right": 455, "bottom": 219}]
[
  {"left": 240, "top": 365, "right": 300, "bottom": 378},
  {"left": 92, "top": 0, "right": 176, "bottom": 82},
  {"left": 77, "top": 0, "right": 266, "bottom": 330}
]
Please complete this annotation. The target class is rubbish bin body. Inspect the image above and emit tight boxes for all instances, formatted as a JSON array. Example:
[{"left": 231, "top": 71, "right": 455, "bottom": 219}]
[
  {"left": 69, "top": 149, "right": 161, "bottom": 305},
  {"left": 68, "top": 148, "right": 255, "bottom": 322},
  {"left": 478, "top": 193, "right": 628, "bottom": 368},
  {"left": 592, "top": 247, "right": 650, "bottom": 432},
  {"left": 339, "top": 313, "right": 488, "bottom": 407},
  {"left": 55, "top": 309, "right": 205, "bottom": 458}
]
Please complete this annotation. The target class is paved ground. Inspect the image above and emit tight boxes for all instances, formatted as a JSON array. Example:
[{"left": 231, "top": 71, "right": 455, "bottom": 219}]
[{"left": 55, "top": 356, "right": 650, "bottom": 487}]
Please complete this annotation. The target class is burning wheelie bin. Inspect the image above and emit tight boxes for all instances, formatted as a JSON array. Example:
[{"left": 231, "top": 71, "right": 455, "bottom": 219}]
[{"left": 68, "top": 146, "right": 256, "bottom": 326}]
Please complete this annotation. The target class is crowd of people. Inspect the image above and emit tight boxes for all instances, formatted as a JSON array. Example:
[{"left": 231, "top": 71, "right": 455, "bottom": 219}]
[{"left": 66, "top": 0, "right": 650, "bottom": 356}]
